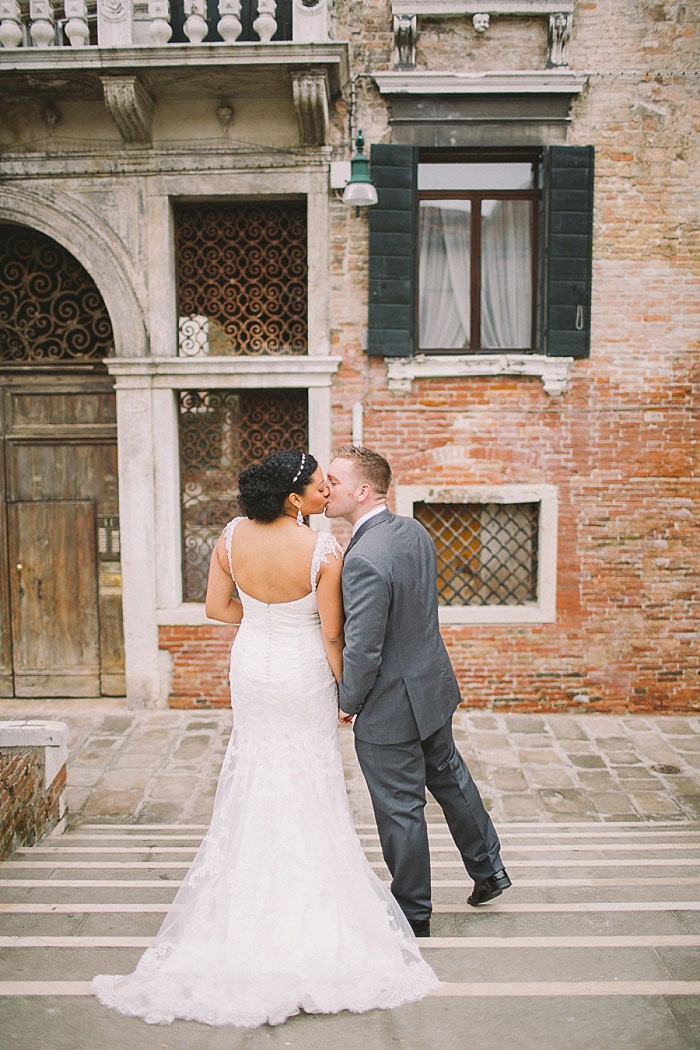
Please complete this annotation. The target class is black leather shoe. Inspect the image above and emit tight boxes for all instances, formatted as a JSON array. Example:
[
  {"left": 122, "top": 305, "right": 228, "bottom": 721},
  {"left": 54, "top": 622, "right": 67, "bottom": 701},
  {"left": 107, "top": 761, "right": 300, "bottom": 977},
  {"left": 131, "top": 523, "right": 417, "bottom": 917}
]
[
  {"left": 467, "top": 868, "right": 512, "bottom": 907},
  {"left": 409, "top": 918, "right": 431, "bottom": 937}
]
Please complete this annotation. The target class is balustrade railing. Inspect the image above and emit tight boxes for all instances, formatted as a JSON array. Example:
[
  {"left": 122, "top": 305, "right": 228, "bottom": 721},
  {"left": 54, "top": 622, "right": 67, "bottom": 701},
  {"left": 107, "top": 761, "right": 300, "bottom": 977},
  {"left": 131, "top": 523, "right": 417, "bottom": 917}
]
[{"left": 0, "top": 0, "right": 331, "bottom": 48}]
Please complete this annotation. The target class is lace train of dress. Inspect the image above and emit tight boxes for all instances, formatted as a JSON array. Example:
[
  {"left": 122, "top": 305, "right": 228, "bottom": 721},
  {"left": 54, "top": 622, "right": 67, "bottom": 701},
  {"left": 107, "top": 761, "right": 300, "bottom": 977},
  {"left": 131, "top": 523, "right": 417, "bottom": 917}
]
[{"left": 92, "top": 525, "right": 439, "bottom": 1027}]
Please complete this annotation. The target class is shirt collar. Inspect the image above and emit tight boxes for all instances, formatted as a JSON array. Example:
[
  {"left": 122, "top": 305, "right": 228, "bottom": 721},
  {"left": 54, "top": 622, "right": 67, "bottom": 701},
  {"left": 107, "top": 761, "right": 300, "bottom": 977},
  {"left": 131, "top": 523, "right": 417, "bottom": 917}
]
[{"left": 351, "top": 504, "right": 388, "bottom": 536}]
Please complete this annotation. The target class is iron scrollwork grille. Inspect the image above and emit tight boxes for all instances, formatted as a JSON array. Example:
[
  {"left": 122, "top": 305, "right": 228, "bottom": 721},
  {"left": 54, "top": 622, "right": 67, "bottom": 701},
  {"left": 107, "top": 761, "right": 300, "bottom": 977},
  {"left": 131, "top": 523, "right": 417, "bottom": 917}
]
[
  {"left": 175, "top": 201, "right": 308, "bottom": 357},
  {"left": 414, "top": 501, "right": 540, "bottom": 606},
  {"left": 179, "top": 389, "right": 308, "bottom": 602},
  {"left": 0, "top": 225, "right": 114, "bottom": 365}
]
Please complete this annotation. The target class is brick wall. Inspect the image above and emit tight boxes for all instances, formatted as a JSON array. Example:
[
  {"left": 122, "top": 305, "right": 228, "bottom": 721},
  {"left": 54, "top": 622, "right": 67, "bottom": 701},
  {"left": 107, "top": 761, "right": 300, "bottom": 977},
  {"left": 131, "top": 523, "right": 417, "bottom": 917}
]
[
  {"left": 324, "top": 0, "right": 699, "bottom": 715},
  {"left": 160, "top": 625, "right": 237, "bottom": 708},
  {"left": 161, "top": 1, "right": 699, "bottom": 713},
  {"left": 0, "top": 742, "right": 67, "bottom": 861}
]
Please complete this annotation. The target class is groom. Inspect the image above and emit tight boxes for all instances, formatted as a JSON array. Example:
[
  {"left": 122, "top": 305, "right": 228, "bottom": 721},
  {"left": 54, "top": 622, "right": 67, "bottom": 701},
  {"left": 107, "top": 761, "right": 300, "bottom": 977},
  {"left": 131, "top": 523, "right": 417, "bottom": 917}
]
[{"left": 326, "top": 445, "right": 510, "bottom": 937}]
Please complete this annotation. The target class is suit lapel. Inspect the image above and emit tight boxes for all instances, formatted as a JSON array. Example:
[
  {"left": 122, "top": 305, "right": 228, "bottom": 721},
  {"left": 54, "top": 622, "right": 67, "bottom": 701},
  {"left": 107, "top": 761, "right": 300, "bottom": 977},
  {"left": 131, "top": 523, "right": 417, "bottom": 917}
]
[{"left": 345, "top": 508, "right": 393, "bottom": 555}]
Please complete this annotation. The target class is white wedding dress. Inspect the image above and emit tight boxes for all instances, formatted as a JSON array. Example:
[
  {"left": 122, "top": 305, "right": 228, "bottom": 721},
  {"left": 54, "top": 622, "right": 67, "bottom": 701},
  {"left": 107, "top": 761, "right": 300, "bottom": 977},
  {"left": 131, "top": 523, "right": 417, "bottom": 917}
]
[{"left": 92, "top": 520, "right": 439, "bottom": 1028}]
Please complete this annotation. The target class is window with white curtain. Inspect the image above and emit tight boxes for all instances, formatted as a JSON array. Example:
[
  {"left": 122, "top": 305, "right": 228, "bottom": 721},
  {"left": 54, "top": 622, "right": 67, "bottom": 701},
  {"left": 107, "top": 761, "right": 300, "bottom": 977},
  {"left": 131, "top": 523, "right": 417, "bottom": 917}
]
[{"left": 418, "top": 155, "right": 538, "bottom": 354}]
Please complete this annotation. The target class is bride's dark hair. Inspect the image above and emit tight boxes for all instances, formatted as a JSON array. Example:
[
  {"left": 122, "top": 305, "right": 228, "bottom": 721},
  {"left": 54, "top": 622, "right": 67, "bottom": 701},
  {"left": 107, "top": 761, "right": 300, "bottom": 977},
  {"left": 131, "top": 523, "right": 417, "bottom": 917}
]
[{"left": 237, "top": 450, "right": 318, "bottom": 523}]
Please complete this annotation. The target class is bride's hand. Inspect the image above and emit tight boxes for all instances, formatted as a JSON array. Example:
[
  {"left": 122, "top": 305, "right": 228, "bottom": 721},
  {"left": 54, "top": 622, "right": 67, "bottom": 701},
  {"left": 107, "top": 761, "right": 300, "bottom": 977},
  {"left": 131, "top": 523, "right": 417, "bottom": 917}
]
[{"left": 338, "top": 710, "right": 354, "bottom": 726}]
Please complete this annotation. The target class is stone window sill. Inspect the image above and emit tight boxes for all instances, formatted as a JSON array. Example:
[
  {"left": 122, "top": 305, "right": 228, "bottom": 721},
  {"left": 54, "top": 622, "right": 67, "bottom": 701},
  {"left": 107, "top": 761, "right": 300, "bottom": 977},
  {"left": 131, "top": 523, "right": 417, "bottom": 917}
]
[{"left": 386, "top": 353, "right": 574, "bottom": 396}]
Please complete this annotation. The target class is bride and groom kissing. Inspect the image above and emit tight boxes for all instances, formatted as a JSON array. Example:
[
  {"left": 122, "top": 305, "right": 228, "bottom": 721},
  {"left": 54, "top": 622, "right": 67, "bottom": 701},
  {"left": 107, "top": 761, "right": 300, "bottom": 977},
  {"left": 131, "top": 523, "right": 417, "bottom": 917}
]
[{"left": 92, "top": 444, "right": 510, "bottom": 1029}]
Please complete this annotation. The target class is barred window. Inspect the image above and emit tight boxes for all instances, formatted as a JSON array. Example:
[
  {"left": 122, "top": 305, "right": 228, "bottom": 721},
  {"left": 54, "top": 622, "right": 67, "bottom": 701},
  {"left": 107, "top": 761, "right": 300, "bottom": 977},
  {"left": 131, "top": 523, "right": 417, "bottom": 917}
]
[
  {"left": 415, "top": 501, "right": 539, "bottom": 607},
  {"left": 178, "top": 389, "right": 308, "bottom": 601},
  {"left": 175, "top": 200, "right": 308, "bottom": 357}
]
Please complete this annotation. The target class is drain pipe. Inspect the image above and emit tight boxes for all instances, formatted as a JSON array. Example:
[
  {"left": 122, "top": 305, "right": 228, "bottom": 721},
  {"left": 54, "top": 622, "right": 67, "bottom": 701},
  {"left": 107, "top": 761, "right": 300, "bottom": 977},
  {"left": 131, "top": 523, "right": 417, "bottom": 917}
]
[{"left": 352, "top": 401, "right": 364, "bottom": 447}]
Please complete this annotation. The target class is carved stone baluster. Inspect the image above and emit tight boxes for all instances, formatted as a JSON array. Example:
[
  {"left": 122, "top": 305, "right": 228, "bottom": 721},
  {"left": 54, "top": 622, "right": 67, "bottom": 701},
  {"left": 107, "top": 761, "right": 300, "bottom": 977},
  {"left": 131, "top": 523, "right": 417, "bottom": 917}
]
[
  {"left": 64, "top": 0, "right": 89, "bottom": 45},
  {"left": 393, "top": 14, "right": 415, "bottom": 67},
  {"left": 547, "top": 12, "right": 571, "bottom": 68},
  {"left": 253, "top": 0, "right": 276, "bottom": 42},
  {"left": 29, "top": 0, "right": 56, "bottom": 45},
  {"left": 0, "top": 0, "right": 23, "bottom": 47},
  {"left": 148, "top": 0, "right": 171, "bottom": 44},
  {"left": 183, "top": 0, "right": 207, "bottom": 42},
  {"left": 217, "top": 0, "right": 241, "bottom": 41}
]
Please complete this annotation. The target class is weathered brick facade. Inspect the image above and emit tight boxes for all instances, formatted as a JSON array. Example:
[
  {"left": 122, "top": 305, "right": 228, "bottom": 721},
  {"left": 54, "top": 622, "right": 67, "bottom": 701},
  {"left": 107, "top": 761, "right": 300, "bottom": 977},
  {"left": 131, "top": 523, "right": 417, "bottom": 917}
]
[
  {"left": 161, "top": 1, "right": 698, "bottom": 713},
  {"left": 0, "top": 746, "right": 67, "bottom": 861}
]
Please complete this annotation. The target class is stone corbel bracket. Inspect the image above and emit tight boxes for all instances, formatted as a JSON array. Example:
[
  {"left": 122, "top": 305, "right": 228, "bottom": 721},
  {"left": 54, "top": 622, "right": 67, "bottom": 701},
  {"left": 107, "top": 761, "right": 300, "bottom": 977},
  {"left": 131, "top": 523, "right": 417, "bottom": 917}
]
[
  {"left": 291, "top": 67, "right": 330, "bottom": 146},
  {"left": 101, "top": 75, "right": 155, "bottom": 145}
]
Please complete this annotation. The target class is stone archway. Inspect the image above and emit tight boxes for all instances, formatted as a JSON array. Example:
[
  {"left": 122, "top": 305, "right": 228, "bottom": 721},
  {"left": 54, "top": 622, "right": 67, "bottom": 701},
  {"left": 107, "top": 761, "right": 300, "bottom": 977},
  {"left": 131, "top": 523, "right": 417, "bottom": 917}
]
[{"left": 0, "top": 217, "right": 133, "bottom": 697}]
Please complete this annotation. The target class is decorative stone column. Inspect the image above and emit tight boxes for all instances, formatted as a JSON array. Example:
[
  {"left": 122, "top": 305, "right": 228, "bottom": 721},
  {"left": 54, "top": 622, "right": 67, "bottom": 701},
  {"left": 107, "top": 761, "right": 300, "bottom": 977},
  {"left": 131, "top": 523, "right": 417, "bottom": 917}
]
[
  {"left": 64, "top": 0, "right": 89, "bottom": 45},
  {"left": 292, "top": 0, "right": 330, "bottom": 43},
  {"left": 253, "top": 0, "right": 276, "bottom": 42},
  {"left": 217, "top": 0, "right": 241, "bottom": 41},
  {"left": 108, "top": 369, "right": 163, "bottom": 708},
  {"left": 0, "top": 0, "right": 23, "bottom": 48},
  {"left": 29, "top": 0, "right": 55, "bottom": 46},
  {"left": 96, "top": 0, "right": 132, "bottom": 46},
  {"left": 183, "top": 0, "right": 207, "bottom": 42},
  {"left": 148, "top": 0, "right": 171, "bottom": 44}
]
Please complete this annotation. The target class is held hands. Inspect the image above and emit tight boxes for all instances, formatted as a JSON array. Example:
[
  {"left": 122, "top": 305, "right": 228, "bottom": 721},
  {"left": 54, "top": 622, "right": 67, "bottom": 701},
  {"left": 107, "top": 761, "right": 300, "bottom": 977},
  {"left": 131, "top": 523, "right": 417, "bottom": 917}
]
[{"left": 338, "top": 708, "right": 355, "bottom": 726}]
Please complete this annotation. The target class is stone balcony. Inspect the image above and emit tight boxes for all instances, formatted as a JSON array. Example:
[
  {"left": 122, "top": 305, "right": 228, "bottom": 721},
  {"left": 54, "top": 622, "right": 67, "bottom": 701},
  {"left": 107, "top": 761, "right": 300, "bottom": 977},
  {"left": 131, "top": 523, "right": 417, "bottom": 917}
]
[{"left": 0, "top": 0, "right": 347, "bottom": 145}]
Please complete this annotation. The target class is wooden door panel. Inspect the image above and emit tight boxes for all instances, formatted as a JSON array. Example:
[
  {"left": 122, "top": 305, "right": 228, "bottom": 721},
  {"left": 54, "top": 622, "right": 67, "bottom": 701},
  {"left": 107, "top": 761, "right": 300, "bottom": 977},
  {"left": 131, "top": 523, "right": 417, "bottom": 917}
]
[{"left": 8, "top": 501, "right": 100, "bottom": 697}]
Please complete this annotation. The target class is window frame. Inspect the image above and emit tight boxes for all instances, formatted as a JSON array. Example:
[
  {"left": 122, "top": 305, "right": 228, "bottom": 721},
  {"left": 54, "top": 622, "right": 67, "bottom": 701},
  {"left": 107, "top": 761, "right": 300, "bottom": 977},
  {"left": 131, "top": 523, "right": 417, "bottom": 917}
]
[
  {"left": 395, "top": 483, "right": 558, "bottom": 625},
  {"left": 416, "top": 148, "right": 541, "bottom": 356}
]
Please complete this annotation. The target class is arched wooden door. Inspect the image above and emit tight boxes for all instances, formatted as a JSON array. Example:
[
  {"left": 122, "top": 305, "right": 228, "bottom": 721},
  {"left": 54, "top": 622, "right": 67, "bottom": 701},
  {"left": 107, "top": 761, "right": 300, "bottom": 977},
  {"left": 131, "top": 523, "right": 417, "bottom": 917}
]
[{"left": 0, "top": 224, "right": 125, "bottom": 697}]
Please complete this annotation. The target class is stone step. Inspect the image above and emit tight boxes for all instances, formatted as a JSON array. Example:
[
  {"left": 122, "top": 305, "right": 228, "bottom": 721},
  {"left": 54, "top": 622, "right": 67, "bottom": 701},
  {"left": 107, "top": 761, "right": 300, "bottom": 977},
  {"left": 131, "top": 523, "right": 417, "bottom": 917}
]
[{"left": 0, "top": 944, "right": 696, "bottom": 985}]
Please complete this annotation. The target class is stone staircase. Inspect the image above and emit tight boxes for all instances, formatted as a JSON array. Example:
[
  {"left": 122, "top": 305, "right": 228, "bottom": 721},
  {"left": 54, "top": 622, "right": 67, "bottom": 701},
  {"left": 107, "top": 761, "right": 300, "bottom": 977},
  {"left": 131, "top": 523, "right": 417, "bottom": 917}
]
[{"left": 1, "top": 820, "right": 700, "bottom": 1049}]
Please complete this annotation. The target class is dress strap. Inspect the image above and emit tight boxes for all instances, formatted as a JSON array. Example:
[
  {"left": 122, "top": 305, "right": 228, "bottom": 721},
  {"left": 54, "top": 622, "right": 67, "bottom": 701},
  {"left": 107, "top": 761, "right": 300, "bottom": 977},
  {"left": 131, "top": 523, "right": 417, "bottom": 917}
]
[
  {"left": 310, "top": 531, "right": 343, "bottom": 593},
  {"left": 222, "top": 517, "right": 245, "bottom": 581}
]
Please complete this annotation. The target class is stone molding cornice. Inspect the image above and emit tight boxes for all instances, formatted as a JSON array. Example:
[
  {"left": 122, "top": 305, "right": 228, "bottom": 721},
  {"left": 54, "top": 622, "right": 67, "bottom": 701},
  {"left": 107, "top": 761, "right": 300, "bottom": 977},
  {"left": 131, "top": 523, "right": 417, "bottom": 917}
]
[
  {"left": 374, "top": 69, "right": 587, "bottom": 95},
  {"left": 107, "top": 355, "right": 342, "bottom": 388},
  {"left": 101, "top": 74, "right": 154, "bottom": 144},
  {"left": 391, "top": 1, "right": 574, "bottom": 15}
]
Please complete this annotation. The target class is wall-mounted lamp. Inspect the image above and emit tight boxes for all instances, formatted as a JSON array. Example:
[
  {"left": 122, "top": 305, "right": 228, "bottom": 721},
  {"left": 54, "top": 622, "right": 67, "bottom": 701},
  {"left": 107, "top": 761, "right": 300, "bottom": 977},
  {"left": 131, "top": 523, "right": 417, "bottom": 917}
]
[{"left": 341, "top": 130, "right": 378, "bottom": 208}]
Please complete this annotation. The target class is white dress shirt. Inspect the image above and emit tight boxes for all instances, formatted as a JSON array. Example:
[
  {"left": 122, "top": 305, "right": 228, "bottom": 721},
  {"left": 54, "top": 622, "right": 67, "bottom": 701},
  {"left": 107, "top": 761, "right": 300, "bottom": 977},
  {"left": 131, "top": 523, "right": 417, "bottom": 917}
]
[{"left": 351, "top": 504, "right": 388, "bottom": 537}]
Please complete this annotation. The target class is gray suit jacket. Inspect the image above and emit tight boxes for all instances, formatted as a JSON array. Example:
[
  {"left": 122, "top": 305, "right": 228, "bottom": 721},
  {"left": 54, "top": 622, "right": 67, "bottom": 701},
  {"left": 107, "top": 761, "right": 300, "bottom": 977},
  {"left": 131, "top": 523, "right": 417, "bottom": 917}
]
[{"left": 338, "top": 509, "right": 462, "bottom": 744}]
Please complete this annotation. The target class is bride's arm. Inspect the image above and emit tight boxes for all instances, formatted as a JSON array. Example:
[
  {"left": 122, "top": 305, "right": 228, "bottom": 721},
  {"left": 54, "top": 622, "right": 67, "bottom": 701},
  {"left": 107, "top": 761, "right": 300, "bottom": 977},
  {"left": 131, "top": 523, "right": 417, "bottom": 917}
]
[
  {"left": 316, "top": 553, "right": 344, "bottom": 684},
  {"left": 204, "top": 535, "right": 244, "bottom": 624}
]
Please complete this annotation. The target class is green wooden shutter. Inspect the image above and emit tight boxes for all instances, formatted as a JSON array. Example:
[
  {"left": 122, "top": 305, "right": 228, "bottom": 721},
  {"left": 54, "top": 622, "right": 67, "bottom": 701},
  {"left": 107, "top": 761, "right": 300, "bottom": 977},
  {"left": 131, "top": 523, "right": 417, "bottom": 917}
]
[
  {"left": 367, "top": 144, "right": 418, "bottom": 357},
  {"left": 545, "top": 146, "right": 595, "bottom": 358}
]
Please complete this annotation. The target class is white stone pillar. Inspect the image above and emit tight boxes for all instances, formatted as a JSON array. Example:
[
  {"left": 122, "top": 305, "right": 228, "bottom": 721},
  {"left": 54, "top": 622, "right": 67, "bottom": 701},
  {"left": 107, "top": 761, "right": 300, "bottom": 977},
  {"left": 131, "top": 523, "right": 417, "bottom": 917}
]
[
  {"left": 0, "top": 0, "right": 24, "bottom": 47},
  {"left": 292, "top": 0, "right": 330, "bottom": 43},
  {"left": 306, "top": 168, "right": 331, "bottom": 357},
  {"left": 112, "top": 373, "right": 163, "bottom": 708},
  {"left": 96, "top": 0, "right": 133, "bottom": 45},
  {"left": 308, "top": 385, "right": 332, "bottom": 533},
  {"left": 153, "top": 387, "right": 183, "bottom": 611}
]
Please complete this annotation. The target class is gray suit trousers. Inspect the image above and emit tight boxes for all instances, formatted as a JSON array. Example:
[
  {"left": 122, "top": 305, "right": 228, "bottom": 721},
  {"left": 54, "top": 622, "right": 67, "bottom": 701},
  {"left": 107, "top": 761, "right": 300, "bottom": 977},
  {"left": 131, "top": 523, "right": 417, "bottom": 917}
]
[{"left": 355, "top": 719, "right": 502, "bottom": 923}]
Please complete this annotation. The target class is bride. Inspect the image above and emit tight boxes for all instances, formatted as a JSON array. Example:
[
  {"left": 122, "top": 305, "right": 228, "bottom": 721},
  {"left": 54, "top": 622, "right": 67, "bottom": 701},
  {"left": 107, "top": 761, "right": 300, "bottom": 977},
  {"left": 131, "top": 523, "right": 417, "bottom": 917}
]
[{"left": 92, "top": 449, "right": 439, "bottom": 1028}]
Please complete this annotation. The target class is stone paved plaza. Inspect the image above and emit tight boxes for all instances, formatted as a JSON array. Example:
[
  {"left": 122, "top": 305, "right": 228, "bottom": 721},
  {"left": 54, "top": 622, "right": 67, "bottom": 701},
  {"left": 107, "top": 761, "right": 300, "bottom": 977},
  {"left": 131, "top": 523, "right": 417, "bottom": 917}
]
[
  {"left": 1, "top": 698, "right": 697, "bottom": 828},
  {"left": 1, "top": 699, "right": 700, "bottom": 1049}
]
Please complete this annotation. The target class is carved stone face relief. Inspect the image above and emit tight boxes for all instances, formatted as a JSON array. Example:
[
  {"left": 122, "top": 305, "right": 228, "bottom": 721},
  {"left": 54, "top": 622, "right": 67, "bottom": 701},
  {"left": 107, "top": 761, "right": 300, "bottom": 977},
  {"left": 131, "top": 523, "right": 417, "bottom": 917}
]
[{"left": 472, "top": 12, "right": 490, "bottom": 33}]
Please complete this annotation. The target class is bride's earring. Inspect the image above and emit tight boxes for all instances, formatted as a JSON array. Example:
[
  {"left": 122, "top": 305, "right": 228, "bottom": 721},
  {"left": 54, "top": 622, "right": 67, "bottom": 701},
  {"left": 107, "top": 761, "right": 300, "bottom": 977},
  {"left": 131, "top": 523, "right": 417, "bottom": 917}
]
[{"left": 296, "top": 508, "right": 304, "bottom": 526}]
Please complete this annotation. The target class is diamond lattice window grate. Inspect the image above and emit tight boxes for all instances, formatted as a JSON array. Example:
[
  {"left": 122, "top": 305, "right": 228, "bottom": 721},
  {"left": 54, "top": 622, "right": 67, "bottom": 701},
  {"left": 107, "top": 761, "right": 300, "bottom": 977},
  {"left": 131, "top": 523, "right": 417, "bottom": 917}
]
[{"left": 414, "top": 501, "right": 539, "bottom": 606}]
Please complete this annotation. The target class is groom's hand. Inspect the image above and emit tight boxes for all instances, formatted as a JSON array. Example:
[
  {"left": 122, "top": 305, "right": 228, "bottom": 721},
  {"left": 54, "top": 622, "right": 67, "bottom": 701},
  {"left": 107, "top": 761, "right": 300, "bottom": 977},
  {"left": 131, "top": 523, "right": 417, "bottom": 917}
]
[{"left": 338, "top": 709, "right": 354, "bottom": 726}]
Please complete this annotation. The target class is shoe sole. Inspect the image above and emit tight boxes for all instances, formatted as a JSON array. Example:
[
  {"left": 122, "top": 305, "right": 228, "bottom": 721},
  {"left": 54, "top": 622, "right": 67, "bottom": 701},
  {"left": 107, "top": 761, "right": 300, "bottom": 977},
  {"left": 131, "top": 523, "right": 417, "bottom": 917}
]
[{"left": 467, "top": 881, "right": 512, "bottom": 907}]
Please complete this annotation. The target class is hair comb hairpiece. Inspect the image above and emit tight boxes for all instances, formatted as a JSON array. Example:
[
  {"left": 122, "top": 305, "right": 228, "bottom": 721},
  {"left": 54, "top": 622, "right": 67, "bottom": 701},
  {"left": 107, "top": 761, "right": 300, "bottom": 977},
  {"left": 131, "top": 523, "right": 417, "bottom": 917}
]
[{"left": 291, "top": 452, "right": 306, "bottom": 485}]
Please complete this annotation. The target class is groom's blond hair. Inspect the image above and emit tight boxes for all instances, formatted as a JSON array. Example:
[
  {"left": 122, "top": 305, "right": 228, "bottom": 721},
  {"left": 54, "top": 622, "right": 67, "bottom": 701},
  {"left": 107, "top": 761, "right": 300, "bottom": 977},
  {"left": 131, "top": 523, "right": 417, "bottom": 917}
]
[{"left": 333, "top": 445, "right": 392, "bottom": 496}]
